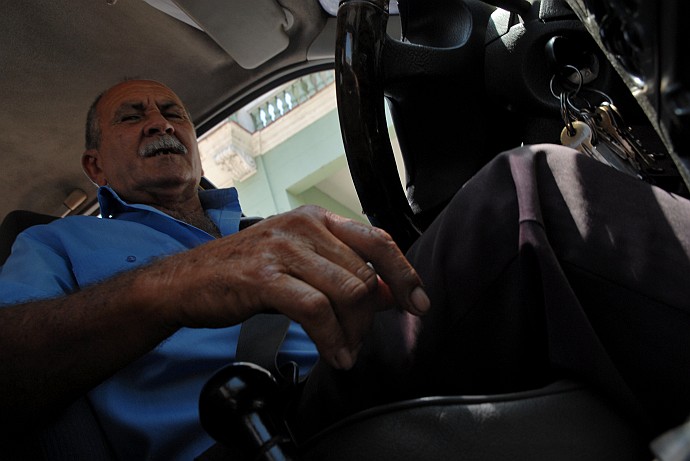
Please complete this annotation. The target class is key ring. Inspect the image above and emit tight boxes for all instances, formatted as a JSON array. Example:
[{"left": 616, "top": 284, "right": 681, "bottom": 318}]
[
  {"left": 552, "top": 65, "right": 585, "bottom": 137},
  {"left": 549, "top": 65, "right": 584, "bottom": 100}
]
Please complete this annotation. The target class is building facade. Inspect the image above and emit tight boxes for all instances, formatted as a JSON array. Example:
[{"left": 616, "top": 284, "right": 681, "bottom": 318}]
[{"left": 198, "top": 71, "right": 405, "bottom": 223}]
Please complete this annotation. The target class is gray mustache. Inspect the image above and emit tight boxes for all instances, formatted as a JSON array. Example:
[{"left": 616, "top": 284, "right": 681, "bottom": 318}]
[{"left": 139, "top": 135, "right": 188, "bottom": 157}]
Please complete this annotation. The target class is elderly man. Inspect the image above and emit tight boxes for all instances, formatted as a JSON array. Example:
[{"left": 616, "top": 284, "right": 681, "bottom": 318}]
[
  {"left": 2, "top": 79, "right": 690, "bottom": 460},
  {"left": 0, "top": 79, "right": 429, "bottom": 459}
]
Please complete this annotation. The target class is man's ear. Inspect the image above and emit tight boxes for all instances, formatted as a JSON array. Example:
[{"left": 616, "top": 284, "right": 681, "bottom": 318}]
[{"left": 82, "top": 149, "right": 107, "bottom": 186}]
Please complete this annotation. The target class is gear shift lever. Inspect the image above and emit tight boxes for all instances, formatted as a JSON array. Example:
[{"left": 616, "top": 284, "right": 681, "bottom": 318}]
[{"left": 199, "top": 362, "right": 296, "bottom": 461}]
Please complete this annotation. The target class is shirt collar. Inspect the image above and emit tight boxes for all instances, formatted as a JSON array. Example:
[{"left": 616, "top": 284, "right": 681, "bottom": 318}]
[{"left": 97, "top": 185, "right": 243, "bottom": 237}]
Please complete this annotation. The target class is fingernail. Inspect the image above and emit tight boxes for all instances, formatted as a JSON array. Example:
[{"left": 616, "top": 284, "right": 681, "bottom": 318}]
[
  {"left": 409, "top": 286, "right": 430, "bottom": 314},
  {"left": 334, "top": 347, "right": 354, "bottom": 370}
]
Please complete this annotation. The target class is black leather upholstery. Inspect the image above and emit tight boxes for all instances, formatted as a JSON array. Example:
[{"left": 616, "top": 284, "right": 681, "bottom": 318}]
[{"left": 300, "top": 381, "right": 649, "bottom": 460}]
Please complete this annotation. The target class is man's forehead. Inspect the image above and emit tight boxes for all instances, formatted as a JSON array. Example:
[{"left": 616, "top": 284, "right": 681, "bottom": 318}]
[{"left": 99, "top": 80, "right": 185, "bottom": 114}]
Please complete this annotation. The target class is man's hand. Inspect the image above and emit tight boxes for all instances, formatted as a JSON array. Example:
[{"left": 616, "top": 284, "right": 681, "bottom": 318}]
[{"left": 143, "top": 205, "right": 430, "bottom": 369}]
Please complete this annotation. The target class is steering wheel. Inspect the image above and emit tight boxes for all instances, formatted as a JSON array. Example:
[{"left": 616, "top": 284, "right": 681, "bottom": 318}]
[
  {"left": 334, "top": 0, "right": 418, "bottom": 251},
  {"left": 334, "top": 0, "right": 510, "bottom": 251}
]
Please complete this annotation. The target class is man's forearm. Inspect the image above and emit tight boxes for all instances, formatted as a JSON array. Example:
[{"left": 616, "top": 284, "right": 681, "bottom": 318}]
[{"left": 0, "top": 266, "right": 178, "bottom": 430}]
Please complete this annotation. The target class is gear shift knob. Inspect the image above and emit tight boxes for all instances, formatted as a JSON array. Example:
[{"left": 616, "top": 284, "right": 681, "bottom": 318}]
[{"left": 199, "top": 362, "right": 295, "bottom": 461}]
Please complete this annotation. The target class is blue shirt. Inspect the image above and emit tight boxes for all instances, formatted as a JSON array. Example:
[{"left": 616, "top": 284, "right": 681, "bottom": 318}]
[{"left": 0, "top": 186, "right": 318, "bottom": 460}]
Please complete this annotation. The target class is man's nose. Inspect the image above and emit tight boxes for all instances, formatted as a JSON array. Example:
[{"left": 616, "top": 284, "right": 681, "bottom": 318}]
[{"left": 143, "top": 111, "right": 174, "bottom": 136}]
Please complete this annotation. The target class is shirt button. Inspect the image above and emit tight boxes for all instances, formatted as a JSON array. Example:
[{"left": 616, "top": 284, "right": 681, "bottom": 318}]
[{"left": 126, "top": 255, "right": 137, "bottom": 263}]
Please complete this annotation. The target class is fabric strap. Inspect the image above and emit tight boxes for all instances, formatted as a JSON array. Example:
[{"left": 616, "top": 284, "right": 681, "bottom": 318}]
[{"left": 235, "top": 313, "right": 292, "bottom": 379}]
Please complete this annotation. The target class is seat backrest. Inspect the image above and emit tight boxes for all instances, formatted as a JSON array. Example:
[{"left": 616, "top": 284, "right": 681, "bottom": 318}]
[{"left": 0, "top": 210, "right": 58, "bottom": 264}]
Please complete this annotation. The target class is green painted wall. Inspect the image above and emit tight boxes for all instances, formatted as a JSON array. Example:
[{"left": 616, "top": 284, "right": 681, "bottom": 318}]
[
  {"left": 292, "top": 185, "right": 362, "bottom": 221},
  {"left": 233, "top": 108, "right": 365, "bottom": 222}
]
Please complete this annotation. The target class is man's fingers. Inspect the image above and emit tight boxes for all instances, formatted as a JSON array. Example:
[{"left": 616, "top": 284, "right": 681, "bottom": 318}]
[
  {"left": 264, "top": 274, "right": 354, "bottom": 369},
  {"left": 278, "top": 208, "right": 381, "bottom": 294},
  {"left": 280, "top": 251, "right": 382, "bottom": 359},
  {"left": 282, "top": 246, "right": 376, "bottom": 305},
  {"left": 323, "top": 212, "right": 431, "bottom": 315}
]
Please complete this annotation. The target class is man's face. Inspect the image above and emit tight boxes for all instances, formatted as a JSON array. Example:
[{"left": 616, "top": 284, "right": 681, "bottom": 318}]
[{"left": 82, "top": 80, "right": 203, "bottom": 206}]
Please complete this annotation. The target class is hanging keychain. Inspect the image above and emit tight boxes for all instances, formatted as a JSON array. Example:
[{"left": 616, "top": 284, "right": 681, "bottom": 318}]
[{"left": 552, "top": 69, "right": 650, "bottom": 179}]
